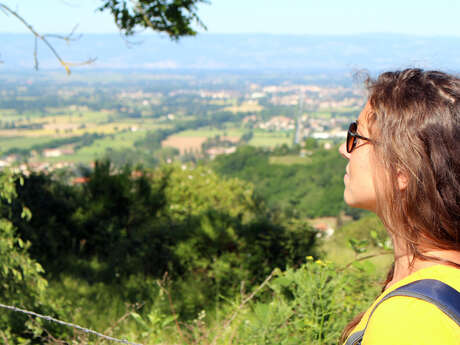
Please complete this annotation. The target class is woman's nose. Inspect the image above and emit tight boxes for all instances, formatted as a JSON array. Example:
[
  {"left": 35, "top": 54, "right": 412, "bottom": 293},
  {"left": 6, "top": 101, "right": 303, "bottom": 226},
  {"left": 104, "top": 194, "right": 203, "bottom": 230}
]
[{"left": 339, "top": 142, "right": 350, "bottom": 160}]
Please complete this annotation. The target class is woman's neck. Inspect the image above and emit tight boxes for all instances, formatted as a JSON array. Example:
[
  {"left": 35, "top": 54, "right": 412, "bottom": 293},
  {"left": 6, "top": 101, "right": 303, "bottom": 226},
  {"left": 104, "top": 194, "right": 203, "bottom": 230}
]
[{"left": 385, "top": 236, "right": 460, "bottom": 290}]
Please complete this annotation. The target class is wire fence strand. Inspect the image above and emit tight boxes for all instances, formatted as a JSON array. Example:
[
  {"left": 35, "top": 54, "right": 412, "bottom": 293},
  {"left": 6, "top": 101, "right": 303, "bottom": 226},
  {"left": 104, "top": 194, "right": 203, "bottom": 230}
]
[{"left": 0, "top": 303, "right": 143, "bottom": 345}]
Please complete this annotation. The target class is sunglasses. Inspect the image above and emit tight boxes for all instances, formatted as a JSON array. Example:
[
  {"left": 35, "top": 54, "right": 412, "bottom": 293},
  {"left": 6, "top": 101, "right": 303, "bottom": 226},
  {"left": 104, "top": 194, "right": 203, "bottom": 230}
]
[{"left": 346, "top": 121, "right": 372, "bottom": 153}]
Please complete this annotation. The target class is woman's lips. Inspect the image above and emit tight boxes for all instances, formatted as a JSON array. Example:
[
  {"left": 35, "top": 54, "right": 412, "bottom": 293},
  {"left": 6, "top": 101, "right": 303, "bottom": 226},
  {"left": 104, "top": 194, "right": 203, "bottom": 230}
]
[{"left": 344, "top": 166, "right": 349, "bottom": 182}]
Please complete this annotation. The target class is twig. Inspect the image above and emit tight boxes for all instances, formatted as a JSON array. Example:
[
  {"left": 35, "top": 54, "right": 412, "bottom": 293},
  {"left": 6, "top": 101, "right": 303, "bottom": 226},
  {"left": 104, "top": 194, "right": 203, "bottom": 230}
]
[
  {"left": 0, "top": 4, "right": 7, "bottom": 15},
  {"left": 339, "top": 251, "right": 392, "bottom": 272},
  {"left": 119, "top": 31, "right": 144, "bottom": 49},
  {"left": 157, "top": 273, "right": 187, "bottom": 344},
  {"left": 210, "top": 269, "right": 276, "bottom": 345},
  {"left": 135, "top": 2, "right": 157, "bottom": 34},
  {"left": 29, "top": 315, "right": 66, "bottom": 345},
  {"left": 0, "top": 329, "right": 10, "bottom": 345},
  {"left": 96, "top": 303, "right": 144, "bottom": 345},
  {"left": 0, "top": 3, "right": 96, "bottom": 74},
  {"left": 44, "top": 24, "right": 83, "bottom": 43}
]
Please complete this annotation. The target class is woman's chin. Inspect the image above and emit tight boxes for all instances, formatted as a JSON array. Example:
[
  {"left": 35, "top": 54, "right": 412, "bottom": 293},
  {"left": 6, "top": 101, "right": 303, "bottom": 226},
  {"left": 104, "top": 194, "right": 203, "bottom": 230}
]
[{"left": 344, "top": 193, "right": 375, "bottom": 212}]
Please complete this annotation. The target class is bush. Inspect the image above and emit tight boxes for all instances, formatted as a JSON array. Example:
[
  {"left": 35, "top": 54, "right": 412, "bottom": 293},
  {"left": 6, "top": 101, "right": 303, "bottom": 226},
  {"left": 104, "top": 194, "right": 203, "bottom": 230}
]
[
  {"left": 0, "top": 172, "right": 67, "bottom": 342},
  {"left": 235, "top": 259, "right": 382, "bottom": 345},
  {"left": 125, "top": 258, "right": 384, "bottom": 345}
]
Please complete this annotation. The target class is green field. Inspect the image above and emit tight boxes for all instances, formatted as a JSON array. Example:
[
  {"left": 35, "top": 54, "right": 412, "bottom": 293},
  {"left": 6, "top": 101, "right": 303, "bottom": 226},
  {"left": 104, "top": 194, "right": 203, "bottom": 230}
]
[
  {"left": 0, "top": 136, "right": 54, "bottom": 152},
  {"left": 42, "top": 130, "right": 148, "bottom": 163},
  {"left": 249, "top": 130, "right": 293, "bottom": 147},
  {"left": 320, "top": 214, "right": 393, "bottom": 272},
  {"left": 269, "top": 155, "right": 311, "bottom": 165},
  {"left": 0, "top": 105, "right": 174, "bottom": 163},
  {"left": 0, "top": 105, "right": 300, "bottom": 164}
]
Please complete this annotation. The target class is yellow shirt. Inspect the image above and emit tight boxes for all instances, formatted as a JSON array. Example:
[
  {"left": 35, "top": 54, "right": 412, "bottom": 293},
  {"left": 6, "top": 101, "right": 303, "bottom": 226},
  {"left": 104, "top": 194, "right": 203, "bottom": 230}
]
[{"left": 345, "top": 265, "right": 460, "bottom": 345}]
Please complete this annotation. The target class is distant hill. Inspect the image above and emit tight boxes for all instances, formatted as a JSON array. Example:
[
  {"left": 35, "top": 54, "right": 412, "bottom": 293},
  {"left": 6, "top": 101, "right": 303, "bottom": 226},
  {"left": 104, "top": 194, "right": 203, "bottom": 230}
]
[{"left": 1, "top": 33, "right": 459, "bottom": 72}]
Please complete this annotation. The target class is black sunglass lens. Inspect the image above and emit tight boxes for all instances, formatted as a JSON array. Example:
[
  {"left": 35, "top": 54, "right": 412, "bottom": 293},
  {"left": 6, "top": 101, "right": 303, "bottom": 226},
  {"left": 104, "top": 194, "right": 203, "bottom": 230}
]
[{"left": 346, "top": 122, "right": 357, "bottom": 153}]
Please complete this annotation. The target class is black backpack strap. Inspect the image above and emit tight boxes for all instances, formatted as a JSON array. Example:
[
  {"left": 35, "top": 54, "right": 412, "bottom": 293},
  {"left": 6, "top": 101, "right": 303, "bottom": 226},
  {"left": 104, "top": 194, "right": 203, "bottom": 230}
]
[{"left": 344, "top": 279, "right": 460, "bottom": 345}]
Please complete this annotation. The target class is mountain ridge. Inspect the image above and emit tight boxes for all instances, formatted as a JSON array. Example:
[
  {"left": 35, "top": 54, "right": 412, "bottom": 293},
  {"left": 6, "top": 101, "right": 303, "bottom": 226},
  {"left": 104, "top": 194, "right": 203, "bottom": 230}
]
[{"left": 1, "top": 33, "right": 459, "bottom": 72}]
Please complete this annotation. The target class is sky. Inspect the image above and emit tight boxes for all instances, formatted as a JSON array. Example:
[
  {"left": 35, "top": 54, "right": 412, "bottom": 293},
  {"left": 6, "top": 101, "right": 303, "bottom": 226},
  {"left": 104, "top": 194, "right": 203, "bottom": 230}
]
[{"left": 0, "top": 0, "right": 459, "bottom": 36}]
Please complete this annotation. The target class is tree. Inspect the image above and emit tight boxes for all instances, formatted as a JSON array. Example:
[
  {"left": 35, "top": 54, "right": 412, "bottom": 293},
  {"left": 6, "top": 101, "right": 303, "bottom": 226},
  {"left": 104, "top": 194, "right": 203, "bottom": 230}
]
[
  {"left": 0, "top": 0, "right": 209, "bottom": 73},
  {"left": 0, "top": 172, "right": 65, "bottom": 341},
  {"left": 99, "top": 0, "right": 208, "bottom": 39}
]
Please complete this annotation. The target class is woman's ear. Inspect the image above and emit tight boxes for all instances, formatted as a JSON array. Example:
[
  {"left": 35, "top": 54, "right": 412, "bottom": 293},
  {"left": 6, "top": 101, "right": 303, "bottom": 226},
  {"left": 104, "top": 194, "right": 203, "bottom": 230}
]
[{"left": 397, "top": 170, "right": 409, "bottom": 191}]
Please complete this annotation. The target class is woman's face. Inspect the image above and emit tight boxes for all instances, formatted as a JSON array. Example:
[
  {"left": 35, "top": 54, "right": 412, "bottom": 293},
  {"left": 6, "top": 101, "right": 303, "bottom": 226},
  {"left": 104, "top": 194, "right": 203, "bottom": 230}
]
[{"left": 339, "top": 102, "right": 378, "bottom": 212}]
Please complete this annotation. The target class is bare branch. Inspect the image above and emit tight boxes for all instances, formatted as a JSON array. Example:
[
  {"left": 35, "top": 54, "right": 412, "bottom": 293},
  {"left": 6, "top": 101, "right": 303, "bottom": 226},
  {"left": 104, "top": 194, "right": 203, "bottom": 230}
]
[
  {"left": 157, "top": 273, "right": 186, "bottom": 344},
  {"left": 119, "top": 32, "right": 144, "bottom": 49},
  {"left": 44, "top": 24, "right": 83, "bottom": 43},
  {"left": 0, "top": 329, "right": 10, "bottom": 345},
  {"left": 0, "top": 3, "right": 96, "bottom": 75},
  {"left": 211, "top": 269, "right": 276, "bottom": 345},
  {"left": 95, "top": 303, "right": 144, "bottom": 345},
  {"left": 338, "top": 250, "right": 393, "bottom": 272},
  {"left": 135, "top": 1, "right": 157, "bottom": 33}
]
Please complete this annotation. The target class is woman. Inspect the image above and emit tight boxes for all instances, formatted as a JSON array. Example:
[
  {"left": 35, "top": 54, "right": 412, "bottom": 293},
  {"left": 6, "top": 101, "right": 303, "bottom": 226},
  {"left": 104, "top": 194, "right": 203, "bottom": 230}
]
[{"left": 339, "top": 68, "right": 460, "bottom": 345}]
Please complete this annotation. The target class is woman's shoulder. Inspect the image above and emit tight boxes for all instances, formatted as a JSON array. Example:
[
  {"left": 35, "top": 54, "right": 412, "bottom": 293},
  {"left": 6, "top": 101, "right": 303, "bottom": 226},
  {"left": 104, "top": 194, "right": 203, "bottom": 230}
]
[
  {"left": 362, "top": 292, "right": 459, "bottom": 344},
  {"left": 362, "top": 265, "right": 460, "bottom": 345},
  {"left": 407, "top": 263, "right": 460, "bottom": 289}
]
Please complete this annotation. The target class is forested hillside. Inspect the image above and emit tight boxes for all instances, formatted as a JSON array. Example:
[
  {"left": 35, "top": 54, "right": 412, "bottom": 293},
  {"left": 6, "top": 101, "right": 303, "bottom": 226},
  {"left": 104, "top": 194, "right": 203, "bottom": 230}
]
[{"left": 212, "top": 145, "right": 350, "bottom": 218}]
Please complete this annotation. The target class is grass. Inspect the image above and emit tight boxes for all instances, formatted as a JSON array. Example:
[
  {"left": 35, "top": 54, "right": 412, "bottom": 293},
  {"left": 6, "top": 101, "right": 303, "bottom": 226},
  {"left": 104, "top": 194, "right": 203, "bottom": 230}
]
[
  {"left": 0, "top": 136, "right": 53, "bottom": 152},
  {"left": 42, "top": 241, "right": 386, "bottom": 345},
  {"left": 42, "top": 130, "right": 148, "bottom": 164},
  {"left": 249, "top": 130, "right": 293, "bottom": 147},
  {"left": 47, "top": 274, "right": 148, "bottom": 343},
  {"left": 0, "top": 107, "right": 171, "bottom": 162},
  {"left": 0, "top": 109, "right": 170, "bottom": 137},
  {"left": 319, "top": 214, "right": 394, "bottom": 272},
  {"left": 310, "top": 111, "right": 332, "bottom": 119},
  {"left": 269, "top": 155, "right": 311, "bottom": 165},
  {"left": 0, "top": 108, "right": 18, "bottom": 116}
]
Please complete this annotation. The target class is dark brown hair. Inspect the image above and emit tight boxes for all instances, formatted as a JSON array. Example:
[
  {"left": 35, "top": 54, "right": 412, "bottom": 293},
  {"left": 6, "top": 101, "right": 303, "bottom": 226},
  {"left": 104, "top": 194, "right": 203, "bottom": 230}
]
[
  {"left": 340, "top": 68, "right": 460, "bottom": 344},
  {"left": 367, "top": 69, "right": 460, "bottom": 255}
]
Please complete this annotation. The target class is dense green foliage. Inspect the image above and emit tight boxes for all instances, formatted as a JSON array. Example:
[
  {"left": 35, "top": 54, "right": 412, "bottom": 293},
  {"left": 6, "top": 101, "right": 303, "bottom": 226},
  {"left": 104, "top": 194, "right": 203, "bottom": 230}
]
[
  {"left": 99, "top": 0, "right": 208, "bottom": 39},
  {"left": 5, "top": 161, "right": 316, "bottom": 326},
  {"left": 212, "top": 145, "right": 353, "bottom": 218},
  {"left": 114, "top": 259, "right": 384, "bottom": 345},
  {"left": 0, "top": 139, "right": 385, "bottom": 344},
  {"left": 0, "top": 156, "right": 390, "bottom": 343},
  {"left": 233, "top": 259, "right": 382, "bottom": 345},
  {"left": 0, "top": 173, "right": 68, "bottom": 342}
]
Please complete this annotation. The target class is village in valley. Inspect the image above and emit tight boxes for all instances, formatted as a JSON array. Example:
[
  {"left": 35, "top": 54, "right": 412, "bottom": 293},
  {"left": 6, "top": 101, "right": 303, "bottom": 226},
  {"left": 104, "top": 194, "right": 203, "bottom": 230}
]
[{"left": 0, "top": 72, "right": 365, "bottom": 176}]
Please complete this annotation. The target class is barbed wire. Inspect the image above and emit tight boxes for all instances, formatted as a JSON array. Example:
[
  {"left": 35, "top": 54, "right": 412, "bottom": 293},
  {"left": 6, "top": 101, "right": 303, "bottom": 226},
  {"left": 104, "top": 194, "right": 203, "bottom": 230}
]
[{"left": 0, "top": 303, "right": 143, "bottom": 345}]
